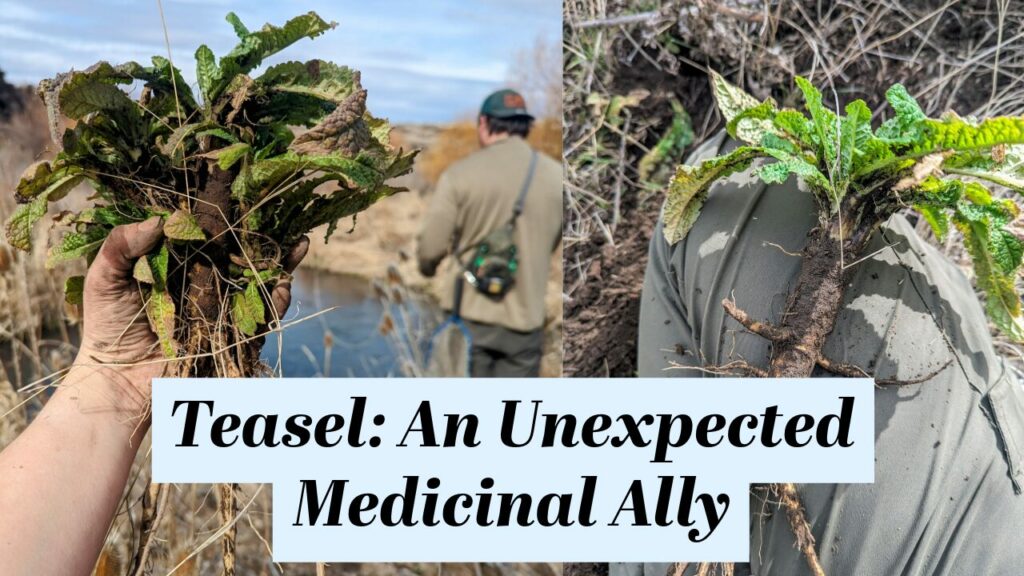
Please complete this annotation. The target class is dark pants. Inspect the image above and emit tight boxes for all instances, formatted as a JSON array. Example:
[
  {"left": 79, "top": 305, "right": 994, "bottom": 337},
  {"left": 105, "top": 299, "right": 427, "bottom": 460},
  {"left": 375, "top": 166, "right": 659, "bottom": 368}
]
[{"left": 464, "top": 319, "right": 543, "bottom": 378}]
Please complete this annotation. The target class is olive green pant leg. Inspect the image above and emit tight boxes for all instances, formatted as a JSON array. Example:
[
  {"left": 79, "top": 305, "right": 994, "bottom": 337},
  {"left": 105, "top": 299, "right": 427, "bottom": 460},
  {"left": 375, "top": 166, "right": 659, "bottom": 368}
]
[
  {"left": 465, "top": 319, "right": 543, "bottom": 378},
  {"left": 636, "top": 141, "right": 1024, "bottom": 575}
]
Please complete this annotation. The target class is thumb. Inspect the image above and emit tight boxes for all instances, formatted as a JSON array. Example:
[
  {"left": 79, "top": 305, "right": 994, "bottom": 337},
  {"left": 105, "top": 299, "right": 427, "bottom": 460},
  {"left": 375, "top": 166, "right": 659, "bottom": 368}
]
[{"left": 96, "top": 216, "right": 165, "bottom": 275}]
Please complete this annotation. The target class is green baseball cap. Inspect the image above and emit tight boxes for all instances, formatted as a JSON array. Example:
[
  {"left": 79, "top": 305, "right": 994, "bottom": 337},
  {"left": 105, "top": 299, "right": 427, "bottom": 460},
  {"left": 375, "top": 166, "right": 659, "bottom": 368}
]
[{"left": 480, "top": 89, "right": 534, "bottom": 120}]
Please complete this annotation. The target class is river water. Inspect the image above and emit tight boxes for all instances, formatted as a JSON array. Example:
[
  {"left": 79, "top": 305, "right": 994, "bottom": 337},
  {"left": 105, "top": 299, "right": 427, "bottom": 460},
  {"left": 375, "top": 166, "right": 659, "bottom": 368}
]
[
  {"left": 0, "top": 268, "right": 418, "bottom": 387},
  {"left": 260, "top": 267, "right": 430, "bottom": 378}
]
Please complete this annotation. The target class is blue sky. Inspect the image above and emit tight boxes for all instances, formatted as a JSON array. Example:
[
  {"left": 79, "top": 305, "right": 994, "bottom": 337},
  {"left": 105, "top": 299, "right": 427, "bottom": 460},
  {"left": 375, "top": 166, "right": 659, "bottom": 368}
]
[{"left": 0, "top": 0, "right": 561, "bottom": 123}]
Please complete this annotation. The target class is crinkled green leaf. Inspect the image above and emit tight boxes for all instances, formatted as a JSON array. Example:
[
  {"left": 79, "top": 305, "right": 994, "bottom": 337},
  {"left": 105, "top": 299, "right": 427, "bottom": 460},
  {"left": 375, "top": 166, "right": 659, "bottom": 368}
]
[
  {"left": 133, "top": 256, "right": 154, "bottom": 284},
  {"left": 5, "top": 196, "right": 49, "bottom": 251},
  {"left": 910, "top": 177, "right": 963, "bottom": 209},
  {"left": 710, "top": 71, "right": 762, "bottom": 125},
  {"left": 916, "top": 116, "right": 1024, "bottom": 155},
  {"left": 794, "top": 76, "right": 838, "bottom": 168},
  {"left": 206, "top": 11, "right": 337, "bottom": 103},
  {"left": 195, "top": 44, "right": 218, "bottom": 105},
  {"left": 138, "top": 56, "right": 199, "bottom": 115},
  {"left": 15, "top": 161, "right": 53, "bottom": 200},
  {"left": 876, "top": 84, "right": 926, "bottom": 145},
  {"left": 149, "top": 242, "right": 170, "bottom": 289},
  {"left": 638, "top": 100, "right": 694, "bottom": 182},
  {"left": 755, "top": 150, "right": 832, "bottom": 200},
  {"left": 15, "top": 163, "right": 82, "bottom": 203},
  {"left": 226, "top": 12, "right": 250, "bottom": 37},
  {"left": 163, "top": 210, "right": 206, "bottom": 241},
  {"left": 989, "top": 227, "right": 1024, "bottom": 276},
  {"left": 76, "top": 205, "right": 142, "bottom": 226},
  {"left": 53, "top": 62, "right": 135, "bottom": 120},
  {"left": 143, "top": 242, "right": 175, "bottom": 356},
  {"left": 210, "top": 142, "right": 250, "bottom": 170},
  {"left": 194, "top": 128, "right": 238, "bottom": 143},
  {"left": 46, "top": 226, "right": 109, "bottom": 268},
  {"left": 839, "top": 99, "right": 873, "bottom": 177},
  {"left": 708, "top": 69, "right": 780, "bottom": 148},
  {"left": 258, "top": 60, "right": 357, "bottom": 104},
  {"left": 662, "top": 146, "right": 765, "bottom": 244},
  {"left": 773, "top": 110, "right": 816, "bottom": 148},
  {"left": 728, "top": 100, "right": 779, "bottom": 146},
  {"left": 251, "top": 151, "right": 383, "bottom": 192},
  {"left": 65, "top": 275, "right": 85, "bottom": 306},
  {"left": 145, "top": 260, "right": 177, "bottom": 359},
  {"left": 759, "top": 132, "right": 800, "bottom": 155},
  {"left": 231, "top": 280, "right": 266, "bottom": 336},
  {"left": 915, "top": 203, "right": 951, "bottom": 241},
  {"left": 956, "top": 209, "right": 1024, "bottom": 341}
]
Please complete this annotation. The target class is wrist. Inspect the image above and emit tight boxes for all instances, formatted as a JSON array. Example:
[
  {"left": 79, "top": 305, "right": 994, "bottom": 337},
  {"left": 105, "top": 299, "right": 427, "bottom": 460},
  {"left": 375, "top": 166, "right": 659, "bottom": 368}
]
[
  {"left": 67, "top": 351, "right": 161, "bottom": 416},
  {"left": 43, "top": 365, "right": 151, "bottom": 452}
]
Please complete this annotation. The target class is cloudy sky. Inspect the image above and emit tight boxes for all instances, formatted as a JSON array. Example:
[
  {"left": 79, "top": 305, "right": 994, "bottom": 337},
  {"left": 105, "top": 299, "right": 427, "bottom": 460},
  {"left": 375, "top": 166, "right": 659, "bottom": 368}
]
[{"left": 0, "top": 0, "right": 560, "bottom": 123}]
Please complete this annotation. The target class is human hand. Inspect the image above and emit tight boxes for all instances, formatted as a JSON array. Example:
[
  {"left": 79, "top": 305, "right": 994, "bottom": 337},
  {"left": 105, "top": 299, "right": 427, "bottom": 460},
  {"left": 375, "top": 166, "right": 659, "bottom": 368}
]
[
  {"left": 73, "top": 217, "right": 165, "bottom": 407},
  {"left": 72, "top": 217, "right": 309, "bottom": 411}
]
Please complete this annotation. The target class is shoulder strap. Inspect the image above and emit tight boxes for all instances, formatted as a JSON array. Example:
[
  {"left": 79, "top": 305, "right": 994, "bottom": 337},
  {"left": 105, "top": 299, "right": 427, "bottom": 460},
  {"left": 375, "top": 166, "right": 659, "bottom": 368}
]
[{"left": 510, "top": 150, "right": 539, "bottom": 225}]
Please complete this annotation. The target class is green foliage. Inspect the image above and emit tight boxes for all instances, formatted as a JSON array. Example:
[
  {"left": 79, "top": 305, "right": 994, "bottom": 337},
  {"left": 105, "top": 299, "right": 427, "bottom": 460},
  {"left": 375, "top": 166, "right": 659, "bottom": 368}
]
[
  {"left": 163, "top": 210, "right": 206, "bottom": 241},
  {"left": 662, "top": 146, "right": 762, "bottom": 244},
  {"left": 65, "top": 275, "right": 85, "bottom": 306},
  {"left": 5, "top": 11, "right": 417, "bottom": 351},
  {"left": 145, "top": 243, "right": 176, "bottom": 357},
  {"left": 232, "top": 279, "right": 267, "bottom": 337},
  {"left": 46, "top": 226, "right": 108, "bottom": 268},
  {"left": 664, "top": 71, "right": 1024, "bottom": 341},
  {"left": 198, "top": 11, "right": 336, "bottom": 104},
  {"left": 638, "top": 99, "right": 694, "bottom": 183}
]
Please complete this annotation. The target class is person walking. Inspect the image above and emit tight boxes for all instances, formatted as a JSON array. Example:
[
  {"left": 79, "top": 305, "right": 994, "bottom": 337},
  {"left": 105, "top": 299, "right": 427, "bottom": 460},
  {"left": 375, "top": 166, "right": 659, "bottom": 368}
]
[{"left": 417, "top": 89, "right": 562, "bottom": 377}]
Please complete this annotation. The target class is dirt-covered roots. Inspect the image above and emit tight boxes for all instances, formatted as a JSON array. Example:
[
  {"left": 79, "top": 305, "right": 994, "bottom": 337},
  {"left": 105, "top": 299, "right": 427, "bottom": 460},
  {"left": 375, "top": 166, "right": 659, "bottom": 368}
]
[
  {"left": 721, "top": 297, "right": 793, "bottom": 343},
  {"left": 218, "top": 483, "right": 239, "bottom": 576},
  {"left": 130, "top": 483, "right": 169, "bottom": 576},
  {"left": 816, "top": 356, "right": 954, "bottom": 387},
  {"left": 775, "top": 482, "right": 825, "bottom": 576},
  {"left": 563, "top": 563, "right": 609, "bottom": 576},
  {"left": 667, "top": 358, "right": 767, "bottom": 378},
  {"left": 723, "top": 294, "right": 954, "bottom": 386}
]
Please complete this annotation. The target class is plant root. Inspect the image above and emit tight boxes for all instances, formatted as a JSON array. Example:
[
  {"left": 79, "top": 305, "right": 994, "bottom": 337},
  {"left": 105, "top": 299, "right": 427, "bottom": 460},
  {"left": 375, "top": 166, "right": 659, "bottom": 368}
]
[
  {"left": 563, "top": 563, "right": 609, "bottom": 576},
  {"left": 816, "top": 357, "right": 953, "bottom": 386},
  {"left": 875, "top": 359, "right": 953, "bottom": 386},
  {"left": 218, "top": 483, "right": 238, "bottom": 576},
  {"left": 693, "top": 562, "right": 735, "bottom": 576},
  {"left": 815, "top": 357, "right": 870, "bottom": 378},
  {"left": 776, "top": 482, "right": 826, "bottom": 576},
  {"left": 722, "top": 297, "right": 794, "bottom": 342},
  {"left": 667, "top": 359, "right": 767, "bottom": 377},
  {"left": 131, "top": 481, "right": 168, "bottom": 576}
]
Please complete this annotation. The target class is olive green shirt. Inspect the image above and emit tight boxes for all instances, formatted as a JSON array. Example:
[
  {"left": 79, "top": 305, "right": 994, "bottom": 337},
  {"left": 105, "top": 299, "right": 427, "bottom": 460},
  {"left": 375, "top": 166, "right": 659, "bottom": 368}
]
[{"left": 416, "top": 137, "right": 562, "bottom": 332}]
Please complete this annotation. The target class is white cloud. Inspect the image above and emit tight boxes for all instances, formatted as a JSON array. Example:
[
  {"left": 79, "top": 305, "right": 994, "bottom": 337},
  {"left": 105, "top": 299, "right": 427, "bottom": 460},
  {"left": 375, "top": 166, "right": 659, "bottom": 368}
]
[
  {"left": 0, "top": 0, "right": 46, "bottom": 22},
  {"left": 359, "top": 57, "right": 507, "bottom": 84},
  {"left": 0, "top": 23, "right": 169, "bottom": 59}
]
